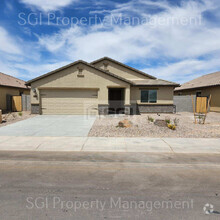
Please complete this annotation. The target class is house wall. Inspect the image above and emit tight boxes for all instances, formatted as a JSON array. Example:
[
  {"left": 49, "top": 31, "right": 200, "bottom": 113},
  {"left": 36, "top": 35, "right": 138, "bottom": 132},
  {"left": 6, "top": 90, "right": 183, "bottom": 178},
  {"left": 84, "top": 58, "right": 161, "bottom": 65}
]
[
  {"left": 93, "top": 61, "right": 151, "bottom": 80},
  {"left": 130, "top": 87, "right": 174, "bottom": 104},
  {"left": 29, "top": 62, "right": 177, "bottom": 115},
  {"left": 0, "top": 86, "right": 30, "bottom": 111},
  {"left": 30, "top": 63, "right": 130, "bottom": 113},
  {"left": 174, "top": 86, "right": 220, "bottom": 112},
  {"left": 130, "top": 86, "right": 174, "bottom": 113}
]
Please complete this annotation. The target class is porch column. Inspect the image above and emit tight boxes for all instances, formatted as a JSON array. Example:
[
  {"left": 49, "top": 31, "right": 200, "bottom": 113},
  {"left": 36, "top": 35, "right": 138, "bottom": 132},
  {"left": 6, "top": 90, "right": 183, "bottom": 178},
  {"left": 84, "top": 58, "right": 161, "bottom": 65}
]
[
  {"left": 98, "top": 87, "right": 109, "bottom": 115},
  {"left": 124, "top": 87, "right": 130, "bottom": 105},
  {"left": 124, "top": 87, "right": 131, "bottom": 115}
]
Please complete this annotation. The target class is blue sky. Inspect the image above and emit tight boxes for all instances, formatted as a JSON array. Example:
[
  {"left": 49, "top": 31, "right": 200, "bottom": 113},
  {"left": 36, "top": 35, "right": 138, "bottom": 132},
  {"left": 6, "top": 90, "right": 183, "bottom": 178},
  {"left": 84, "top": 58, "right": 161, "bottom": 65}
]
[{"left": 0, "top": 0, "right": 220, "bottom": 83}]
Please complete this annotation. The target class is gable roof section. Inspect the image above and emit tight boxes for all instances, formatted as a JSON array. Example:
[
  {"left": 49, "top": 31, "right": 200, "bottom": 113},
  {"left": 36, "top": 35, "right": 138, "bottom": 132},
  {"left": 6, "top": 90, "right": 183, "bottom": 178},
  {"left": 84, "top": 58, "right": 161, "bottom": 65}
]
[
  {"left": 175, "top": 71, "right": 220, "bottom": 91},
  {"left": 91, "top": 57, "right": 157, "bottom": 79},
  {"left": 25, "top": 60, "right": 133, "bottom": 86},
  {"left": 26, "top": 58, "right": 179, "bottom": 87},
  {"left": 0, "top": 72, "right": 29, "bottom": 89}
]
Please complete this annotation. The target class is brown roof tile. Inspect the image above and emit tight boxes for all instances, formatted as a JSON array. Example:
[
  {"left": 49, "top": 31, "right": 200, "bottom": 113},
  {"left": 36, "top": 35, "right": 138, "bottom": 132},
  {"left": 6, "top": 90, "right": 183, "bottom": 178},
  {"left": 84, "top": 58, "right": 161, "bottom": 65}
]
[
  {"left": 0, "top": 72, "right": 29, "bottom": 89},
  {"left": 175, "top": 71, "right": 220, "bottom": 91},
  {"left": 131, "top": 79, "right": 179, "bottom": 86}
]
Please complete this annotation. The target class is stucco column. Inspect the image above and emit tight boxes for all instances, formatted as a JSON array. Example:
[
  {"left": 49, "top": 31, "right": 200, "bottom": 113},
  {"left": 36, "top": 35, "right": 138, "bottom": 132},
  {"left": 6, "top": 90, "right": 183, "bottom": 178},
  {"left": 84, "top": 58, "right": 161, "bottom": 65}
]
[
  {"left": 124, "top": 87, "right": 130, "bottom": 105},
  {"left": 98, "top": 87, "right": 109, "bottom": 115},
  {"left": 98, "top": 87, "right": 109, "bottom": 105}
]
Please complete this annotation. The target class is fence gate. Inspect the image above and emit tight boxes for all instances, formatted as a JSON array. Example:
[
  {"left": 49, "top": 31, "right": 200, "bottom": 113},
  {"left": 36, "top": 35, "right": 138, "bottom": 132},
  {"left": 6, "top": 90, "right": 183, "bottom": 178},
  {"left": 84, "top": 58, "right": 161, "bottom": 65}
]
[
  {"left": 22, "top": 94, "right": 31, "bottom": 111},
  {"left": 196, "top": 97, "right": 207, "bottom": 113},
  {"left": 12, "top": 96, "right": 22, "bottom": 112}
]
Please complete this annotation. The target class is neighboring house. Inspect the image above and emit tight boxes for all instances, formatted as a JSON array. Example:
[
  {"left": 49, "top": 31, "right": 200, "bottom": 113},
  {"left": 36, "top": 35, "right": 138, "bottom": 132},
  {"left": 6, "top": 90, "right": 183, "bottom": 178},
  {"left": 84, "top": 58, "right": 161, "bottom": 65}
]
[
  {"left": 0, "top": 72, "right": 30, "bottom": 112},
  {"left": 175, "top": 71, "right": 220, "bottom": 112},
  {"left": 26, "top": 57, "right": 179, "bottom": 115}
]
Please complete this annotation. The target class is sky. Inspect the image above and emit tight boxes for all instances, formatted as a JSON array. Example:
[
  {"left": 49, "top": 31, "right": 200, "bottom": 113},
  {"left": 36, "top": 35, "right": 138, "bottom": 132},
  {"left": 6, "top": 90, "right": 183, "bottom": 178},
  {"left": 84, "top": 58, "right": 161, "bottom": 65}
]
[{"left": 0, "top": 0, "right": 220, "bottom": 83}]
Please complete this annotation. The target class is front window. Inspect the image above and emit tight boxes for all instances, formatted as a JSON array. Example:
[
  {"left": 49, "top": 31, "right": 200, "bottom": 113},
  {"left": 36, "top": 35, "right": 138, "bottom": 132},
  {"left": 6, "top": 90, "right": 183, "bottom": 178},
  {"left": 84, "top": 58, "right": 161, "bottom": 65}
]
[{"left": 141, "top": 90, "right": 157, "bottom": 103}]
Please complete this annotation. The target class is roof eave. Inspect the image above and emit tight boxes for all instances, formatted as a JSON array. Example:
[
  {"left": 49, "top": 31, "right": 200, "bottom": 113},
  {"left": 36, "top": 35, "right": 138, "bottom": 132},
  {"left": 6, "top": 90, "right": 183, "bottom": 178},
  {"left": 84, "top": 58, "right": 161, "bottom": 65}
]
[
  {"left": 25, "top": 60, "right": 83, "bottom": 86},
  {"left": 175, "top": 84, "right": 220, "bottom": 91},
  {"left": 133, "top": 84, "right": 180, "bottom": 87},
  {"left": 25, "top": 60, "right": 133, "bottom": 86},
  {"left": 0, "top": 84, "right": 30, "bottom": 90}
]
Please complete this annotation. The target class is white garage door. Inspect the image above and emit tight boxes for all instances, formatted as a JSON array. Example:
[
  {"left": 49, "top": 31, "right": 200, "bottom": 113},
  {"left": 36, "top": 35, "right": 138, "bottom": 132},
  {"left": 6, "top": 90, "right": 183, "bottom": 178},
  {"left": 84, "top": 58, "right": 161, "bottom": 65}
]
[{"left": 41, "top": 89, "right": 98, "bottom": 115}]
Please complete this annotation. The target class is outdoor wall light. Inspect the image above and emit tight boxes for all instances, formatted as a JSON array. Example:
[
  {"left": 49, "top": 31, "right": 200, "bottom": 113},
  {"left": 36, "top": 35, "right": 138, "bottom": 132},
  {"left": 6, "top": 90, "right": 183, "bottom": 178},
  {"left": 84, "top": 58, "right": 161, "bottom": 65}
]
[{"left": 32, "top": 88, "right": 37, "bottom": 97}]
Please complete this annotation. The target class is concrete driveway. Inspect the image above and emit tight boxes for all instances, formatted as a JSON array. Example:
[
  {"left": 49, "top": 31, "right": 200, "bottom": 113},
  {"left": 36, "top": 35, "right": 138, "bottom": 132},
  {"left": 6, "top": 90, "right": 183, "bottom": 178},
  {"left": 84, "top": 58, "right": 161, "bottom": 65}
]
[{"left": 0, "top": 115, "right": 96, "bottom": 137}]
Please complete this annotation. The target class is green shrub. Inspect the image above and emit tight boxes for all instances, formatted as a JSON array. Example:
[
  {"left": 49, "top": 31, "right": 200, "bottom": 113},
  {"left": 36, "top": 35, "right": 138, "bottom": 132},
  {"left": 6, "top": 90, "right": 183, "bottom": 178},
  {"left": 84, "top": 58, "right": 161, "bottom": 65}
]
[
  {"left": 18, "top": 112, "right": 22, "bottom": 117},
  {"left": 148, "top": 116, "right": 154, "bottom": 122},
  {"left": 165, "top": 119, "right": 170, "bottom": 124}
]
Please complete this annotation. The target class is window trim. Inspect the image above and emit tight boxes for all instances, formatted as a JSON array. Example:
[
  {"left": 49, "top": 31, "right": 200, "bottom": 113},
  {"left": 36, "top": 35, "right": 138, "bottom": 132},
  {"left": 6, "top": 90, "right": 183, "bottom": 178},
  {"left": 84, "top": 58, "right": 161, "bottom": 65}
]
[{"left": 140, "top": 89, "right": 157, "bottom": 103}]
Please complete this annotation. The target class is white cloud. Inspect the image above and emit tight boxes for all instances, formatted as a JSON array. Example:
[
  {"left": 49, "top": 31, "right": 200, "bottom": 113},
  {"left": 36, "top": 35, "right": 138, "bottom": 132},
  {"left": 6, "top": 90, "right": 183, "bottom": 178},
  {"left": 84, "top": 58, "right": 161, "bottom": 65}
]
[
  {"left": 142, "top": 57, "right": 220, "bottom": 83},
  {"left": 19, "top": 0, "right": 75, "bottom": 12},
  {"left": 34, "top": 0, "right": 220, "bottom": 83},
  {"left": 0, "top": 26, "right": 67, "bottom": 80},
  {"left": 0, "top": 27, "right": 22, "bottom": 54},
  {"left": 2, "top": 0, "right": 220, "bottom": 83},
  {"left": 0, "top": 60, "right": 21, "bottom": 78},
  {"left": 36, "top": 0, "right": 220, "bottom": 60},
  {"left": 14, "top": 61, "right": 70, "bottom": 79}
]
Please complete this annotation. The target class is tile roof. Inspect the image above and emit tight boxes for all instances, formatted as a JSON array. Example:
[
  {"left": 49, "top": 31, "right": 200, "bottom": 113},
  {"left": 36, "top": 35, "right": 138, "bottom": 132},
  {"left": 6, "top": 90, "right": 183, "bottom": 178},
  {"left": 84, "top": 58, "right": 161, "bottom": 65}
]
[
  {"left": 175, "top": 71, "right": 220, "bottom": 91},
  {"left": 131, "top": 79, "right": 179, "bottom": 86},
  {"left": 0, "top": 72, "right": 29, "bottom": 89}
]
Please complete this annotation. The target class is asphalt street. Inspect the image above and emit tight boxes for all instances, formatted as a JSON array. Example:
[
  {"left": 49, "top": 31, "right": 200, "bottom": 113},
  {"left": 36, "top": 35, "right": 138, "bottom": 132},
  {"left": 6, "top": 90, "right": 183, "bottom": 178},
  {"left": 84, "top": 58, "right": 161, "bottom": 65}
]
[{"left": 0, "top": 152, "right": 220, "bottom": 219}]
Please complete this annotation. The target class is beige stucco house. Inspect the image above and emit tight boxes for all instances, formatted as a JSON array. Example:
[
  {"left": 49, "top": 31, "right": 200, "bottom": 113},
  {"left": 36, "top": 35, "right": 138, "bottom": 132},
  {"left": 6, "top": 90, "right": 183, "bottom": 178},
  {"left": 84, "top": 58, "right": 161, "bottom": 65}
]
[
  {"left": 26, "top": 57, "right": 179, "bottom": 115},
  {"left": 0, "top": 72, "right": 30, "bottom": 112},
  {"left": 175, "top": 71, "right": 220, "bottom": 112}
]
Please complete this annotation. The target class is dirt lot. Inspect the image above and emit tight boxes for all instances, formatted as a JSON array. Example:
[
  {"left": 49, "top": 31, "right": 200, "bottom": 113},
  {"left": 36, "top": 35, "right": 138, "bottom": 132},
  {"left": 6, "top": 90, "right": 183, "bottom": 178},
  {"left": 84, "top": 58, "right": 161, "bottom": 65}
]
[
  {"left": 0, "top": 111, "right": 35, "bottom": 128},
  {"left": 89, "top": 112, "right": 220, "bottom": 138}
]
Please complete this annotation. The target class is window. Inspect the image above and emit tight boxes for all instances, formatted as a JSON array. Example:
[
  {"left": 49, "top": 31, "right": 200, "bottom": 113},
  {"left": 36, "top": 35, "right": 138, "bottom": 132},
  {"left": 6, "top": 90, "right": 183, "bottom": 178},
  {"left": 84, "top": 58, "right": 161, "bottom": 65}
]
[{"left": 141, "top": 90, "right": 157, "bottom": 103}]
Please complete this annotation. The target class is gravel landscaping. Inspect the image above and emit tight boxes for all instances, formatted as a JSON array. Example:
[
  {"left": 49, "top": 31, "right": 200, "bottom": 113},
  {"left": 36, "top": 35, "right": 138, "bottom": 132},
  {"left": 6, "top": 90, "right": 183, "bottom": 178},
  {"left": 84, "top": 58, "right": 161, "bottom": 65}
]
[
  {"left": 0, "top": 111, "right": 35, "bottom": 128},
  {"left": 89, "top": 112, "right": 220, "bottom": 138}
]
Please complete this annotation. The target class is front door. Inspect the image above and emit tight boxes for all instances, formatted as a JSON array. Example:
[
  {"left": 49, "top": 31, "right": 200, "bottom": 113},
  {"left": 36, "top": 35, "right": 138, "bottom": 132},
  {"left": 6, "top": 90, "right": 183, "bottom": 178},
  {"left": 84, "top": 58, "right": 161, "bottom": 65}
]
[{"left": 108, "top": 88, "right": 125, "bottom": 114}]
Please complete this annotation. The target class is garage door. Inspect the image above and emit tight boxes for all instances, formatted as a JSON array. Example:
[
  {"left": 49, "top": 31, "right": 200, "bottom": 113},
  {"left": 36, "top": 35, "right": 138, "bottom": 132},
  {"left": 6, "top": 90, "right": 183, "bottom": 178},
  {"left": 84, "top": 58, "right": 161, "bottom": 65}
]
[{"left": 40, "top": 89, "right": 98, "bottom": 115}]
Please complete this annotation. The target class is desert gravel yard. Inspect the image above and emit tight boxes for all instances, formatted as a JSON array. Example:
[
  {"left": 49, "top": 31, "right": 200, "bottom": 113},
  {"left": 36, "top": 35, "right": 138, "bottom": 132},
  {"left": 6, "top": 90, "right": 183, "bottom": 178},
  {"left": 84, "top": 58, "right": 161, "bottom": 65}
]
[
  {"left": 89, "top": 112, "right": 220, "bottom": 138},
  {"left": 0, "top": 112, "right": 34, "bottom": 128}
]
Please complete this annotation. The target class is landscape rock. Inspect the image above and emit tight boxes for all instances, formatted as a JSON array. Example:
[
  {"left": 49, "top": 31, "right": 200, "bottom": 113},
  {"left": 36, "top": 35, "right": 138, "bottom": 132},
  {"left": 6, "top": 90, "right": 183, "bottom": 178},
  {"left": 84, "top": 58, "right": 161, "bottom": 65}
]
[{"left": 118, "top": 119, "right": 132, "bottom": 128}]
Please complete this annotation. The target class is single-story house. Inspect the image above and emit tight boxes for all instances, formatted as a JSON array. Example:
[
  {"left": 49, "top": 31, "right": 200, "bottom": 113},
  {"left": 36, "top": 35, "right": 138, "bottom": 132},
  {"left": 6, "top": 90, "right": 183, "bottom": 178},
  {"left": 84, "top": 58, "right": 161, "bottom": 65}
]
[
  {"left": 0, "top": 72, "right": 30, "bottom": 112},
  {"left": 26, "top": 57, "right": 179, "bottom": 115},
  {"left": 174, "top": 71, "right": 220, "bottom": 112}
]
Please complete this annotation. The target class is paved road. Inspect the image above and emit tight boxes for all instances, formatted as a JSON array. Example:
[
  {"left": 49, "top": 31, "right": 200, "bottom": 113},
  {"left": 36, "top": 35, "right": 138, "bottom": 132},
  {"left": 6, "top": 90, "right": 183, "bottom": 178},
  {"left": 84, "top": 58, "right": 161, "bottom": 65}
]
[{"left": 0, "top": 152, "right": 220, "bottom": 219}]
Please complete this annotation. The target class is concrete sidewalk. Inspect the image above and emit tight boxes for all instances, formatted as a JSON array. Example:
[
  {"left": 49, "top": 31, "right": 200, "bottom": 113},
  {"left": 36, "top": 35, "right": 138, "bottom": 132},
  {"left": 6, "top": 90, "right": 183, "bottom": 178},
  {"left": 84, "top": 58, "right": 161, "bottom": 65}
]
[{"left": 0, "top": 136, "right": 219, "bottom": 153}]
